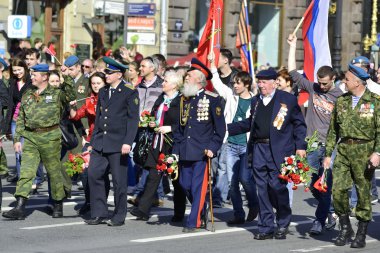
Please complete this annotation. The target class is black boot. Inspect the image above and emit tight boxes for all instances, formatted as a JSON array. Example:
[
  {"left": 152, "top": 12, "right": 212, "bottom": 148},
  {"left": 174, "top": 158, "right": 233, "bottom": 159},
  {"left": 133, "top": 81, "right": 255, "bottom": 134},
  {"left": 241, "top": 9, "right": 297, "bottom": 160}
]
[
  {"left": 335, "top": 214, "right": 354, "bottom": 246},
  {"left": 2, "top": 197, "right": 27, "bottom": 220},
  {"left": 350, "top": 221, "right": 369, "bottom": 248},
  {"left": 52, "top": 200, "right": 63, "bottom": 218}
]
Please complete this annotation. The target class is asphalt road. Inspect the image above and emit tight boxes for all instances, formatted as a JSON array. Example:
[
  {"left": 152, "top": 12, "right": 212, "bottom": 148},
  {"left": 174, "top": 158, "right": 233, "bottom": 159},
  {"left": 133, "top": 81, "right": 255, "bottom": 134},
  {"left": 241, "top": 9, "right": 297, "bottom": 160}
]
[{"left": 1, "top": 140, "right": 380, "bottom": 253}]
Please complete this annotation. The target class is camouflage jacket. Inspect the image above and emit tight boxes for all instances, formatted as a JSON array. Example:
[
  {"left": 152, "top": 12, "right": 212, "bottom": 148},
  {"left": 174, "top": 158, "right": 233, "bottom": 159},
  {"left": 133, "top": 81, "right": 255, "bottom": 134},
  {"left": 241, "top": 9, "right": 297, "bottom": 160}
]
[
  {"left": 14, "top": 76, "right": 76, "bottom": 142},
  {"left": 325, "top": 88, "right": 380, "bottom": 157}
]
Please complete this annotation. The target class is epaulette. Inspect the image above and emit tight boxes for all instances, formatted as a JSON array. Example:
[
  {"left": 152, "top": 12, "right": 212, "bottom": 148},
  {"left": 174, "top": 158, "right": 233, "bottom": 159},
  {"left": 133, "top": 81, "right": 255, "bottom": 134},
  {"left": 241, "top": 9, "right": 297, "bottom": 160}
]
[
  {"left": 124, "top": 83, "right": 135, "bottom": 90},
  {"left": 205, "top": 90, "right": 218, "bottom": 97}
]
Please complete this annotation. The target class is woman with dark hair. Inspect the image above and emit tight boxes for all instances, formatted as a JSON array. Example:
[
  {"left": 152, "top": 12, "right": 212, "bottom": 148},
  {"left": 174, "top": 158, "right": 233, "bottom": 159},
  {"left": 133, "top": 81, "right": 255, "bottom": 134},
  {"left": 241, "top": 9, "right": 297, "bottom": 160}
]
[
  {"left": 4, "top": 58, "right": 32, "bottom": 182},
  {"left": 130, "top": 70, "right": 186, "bottom": 222},
  {"left": 276, "top": 68, "right": 294, "bottom": 94},
  {"left": 125, "top": 61, "right": 142, "bottom": 87},
  {"left": 70, "top": 72, "right": 109, "bottom": 215}
]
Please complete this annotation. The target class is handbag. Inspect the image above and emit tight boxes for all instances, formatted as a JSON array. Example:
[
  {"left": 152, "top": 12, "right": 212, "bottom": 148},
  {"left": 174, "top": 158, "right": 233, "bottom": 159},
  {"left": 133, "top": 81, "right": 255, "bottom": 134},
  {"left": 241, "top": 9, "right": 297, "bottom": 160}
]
[
  {"left": 133, "top": 128, "right": 154, "bottom": 167},
  {"left": 60, "top": 118, "right": 78, "bottom": 150}
]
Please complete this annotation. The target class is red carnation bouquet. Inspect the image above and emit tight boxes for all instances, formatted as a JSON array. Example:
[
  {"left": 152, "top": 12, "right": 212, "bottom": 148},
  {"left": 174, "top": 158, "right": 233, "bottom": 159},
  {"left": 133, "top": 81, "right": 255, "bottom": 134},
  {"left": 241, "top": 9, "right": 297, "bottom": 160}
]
[
  {"left": 278, "top": 131, "right": 319, "bottom": 191},
  {"left": 64, "top": 151, "right": 90, "bottom": 177},
  {"left": 156, "top": 153, "right": 179, "bottom": 180}
]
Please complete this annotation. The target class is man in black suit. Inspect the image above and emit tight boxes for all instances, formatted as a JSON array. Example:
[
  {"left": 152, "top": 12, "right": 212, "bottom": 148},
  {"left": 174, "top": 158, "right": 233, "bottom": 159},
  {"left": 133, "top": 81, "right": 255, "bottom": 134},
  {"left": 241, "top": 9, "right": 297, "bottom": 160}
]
[{"left": 85, "top": 57, "right": 139, "bottom": 226}]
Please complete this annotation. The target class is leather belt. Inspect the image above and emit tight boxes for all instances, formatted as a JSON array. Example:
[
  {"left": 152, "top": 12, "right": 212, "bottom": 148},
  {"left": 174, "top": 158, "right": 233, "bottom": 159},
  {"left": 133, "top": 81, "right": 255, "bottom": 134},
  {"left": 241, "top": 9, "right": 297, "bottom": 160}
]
[
  {"left": 254, "top": 138, "right": 270, "bottom": 144},
  {"left": 25, "top": 124, "right": 59, "bottom": 133},
  {"left": 340, "top": 138, "right": 371, "bottom": 145}
]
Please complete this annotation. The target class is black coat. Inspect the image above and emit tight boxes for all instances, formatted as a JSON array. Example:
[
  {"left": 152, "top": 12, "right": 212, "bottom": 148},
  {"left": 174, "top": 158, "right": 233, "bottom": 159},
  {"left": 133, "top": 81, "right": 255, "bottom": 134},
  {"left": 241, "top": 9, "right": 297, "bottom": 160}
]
[
  {"left": 3, "top": 75, "right": 33, "bottom": 134},
  {"left": 143, "top": 93, "right": 180, "bottom": 169}
]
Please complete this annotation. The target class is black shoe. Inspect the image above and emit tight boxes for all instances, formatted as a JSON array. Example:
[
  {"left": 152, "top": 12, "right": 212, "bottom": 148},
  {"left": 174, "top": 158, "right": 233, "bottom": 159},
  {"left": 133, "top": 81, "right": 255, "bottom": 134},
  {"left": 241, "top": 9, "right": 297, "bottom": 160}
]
[
  {"left": 6, "top": 174, "right": 18, "bottom": 183},
  {"left": 275, "top": 227, "right": 289, "bottom": 239},
  {"left": 129, "top": 207, "right": 149, "bottom": 221},
  {"left": 64, "top": 189, "right": 72, "bottom": 199},
  {"left": 0, "top": 172, "right": 9, "bottom": 179},
  {"left": 171, "top": 215, "right": 184, "bottom": 222},
  {"left": 127, "top": 197, "right": 139, "bottom": 207},
  {"left": 182, "top": 227, "right": 202, "bottom": 233},
  {"left": 254, "top": 233, "right": 274, "bottom": 240},
  {"left": 85, "top": 217, "right": 108, "bottom": 225},
  {"left": 78, "top": 203, "right": 91, "bottom": 215},
  {"left": 335, "top": 214, "right": 354, "bottom": 246},
  {"left": 227, "top": 217, "right": 245, "bottom": 225},
  {"left": 106, "top": 219, "right": 125, "bottom": 226},
  {"left": 52, "top": 201, "right": 63, "bottom": 218},
  {"left": 350, "top": 221, "right": 369, "bottom": 248},
  {"left": 2, "top": 197, "right": 27, "bottom": 220},
  {"left": 200, "top": 204, "right": 209, "bottom": 229},
  {"left": 246, "top": 207, "right": 259, "bottom": 222}
]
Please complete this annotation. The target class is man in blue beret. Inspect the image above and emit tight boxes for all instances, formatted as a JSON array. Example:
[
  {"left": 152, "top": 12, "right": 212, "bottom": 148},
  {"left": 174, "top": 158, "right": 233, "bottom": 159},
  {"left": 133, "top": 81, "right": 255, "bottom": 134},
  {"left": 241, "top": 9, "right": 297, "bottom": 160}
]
[
  {"left": 85, "top": 56, "right": 139, "bottom": 226},
  {"left": 171, "top": 58, "right": 226, "bottom": 232},
  {"left": 323, "top": 63, "right": 380, "bottom": 248},
  {"left": 2, "top": 64, "right": 76, "bottom": 220},
  {"left": 228, "top": 69, "right": 307, "bottom": 240}
]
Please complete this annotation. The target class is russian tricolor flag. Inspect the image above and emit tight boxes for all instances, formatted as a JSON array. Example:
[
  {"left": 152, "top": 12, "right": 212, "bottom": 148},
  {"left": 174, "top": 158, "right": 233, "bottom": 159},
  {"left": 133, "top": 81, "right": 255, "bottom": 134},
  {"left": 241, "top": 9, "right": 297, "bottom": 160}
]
[{"left": 302, "top": 0, "right": 331, "bottom": 82}]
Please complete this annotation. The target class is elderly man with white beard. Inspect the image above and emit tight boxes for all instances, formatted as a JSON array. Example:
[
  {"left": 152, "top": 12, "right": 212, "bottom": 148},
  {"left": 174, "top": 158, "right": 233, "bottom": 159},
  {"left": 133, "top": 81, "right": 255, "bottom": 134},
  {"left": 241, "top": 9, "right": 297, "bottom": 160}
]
[{"left": 172, "top": 58, "right": 226, "bottom": 233}]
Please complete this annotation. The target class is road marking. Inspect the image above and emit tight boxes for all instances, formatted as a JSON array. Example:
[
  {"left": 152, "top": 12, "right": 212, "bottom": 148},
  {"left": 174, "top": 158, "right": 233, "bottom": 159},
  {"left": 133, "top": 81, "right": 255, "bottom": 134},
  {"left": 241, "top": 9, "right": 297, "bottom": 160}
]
[
  {"left": 289, "top": 239, "right": 378, "bottom": 252},
  {"left": 19, "top": 209, "right": 230, "bottom": 230},
  {"left": 130, "top": 220, "right": 313, "bottom": 243}
]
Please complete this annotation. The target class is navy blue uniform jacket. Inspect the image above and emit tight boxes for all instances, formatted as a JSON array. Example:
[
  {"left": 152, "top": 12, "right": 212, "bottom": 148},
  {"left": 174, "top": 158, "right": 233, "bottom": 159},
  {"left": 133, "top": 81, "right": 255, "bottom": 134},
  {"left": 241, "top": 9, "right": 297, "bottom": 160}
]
[
  {"left": 228, "top": 90, "right": 307, "bottom": 169},
  {"left": 172, "top": 90, "right": 226, "bottom": 161},
  {"left": 91, "top": 81, "right": 139, "bottom": 153}
]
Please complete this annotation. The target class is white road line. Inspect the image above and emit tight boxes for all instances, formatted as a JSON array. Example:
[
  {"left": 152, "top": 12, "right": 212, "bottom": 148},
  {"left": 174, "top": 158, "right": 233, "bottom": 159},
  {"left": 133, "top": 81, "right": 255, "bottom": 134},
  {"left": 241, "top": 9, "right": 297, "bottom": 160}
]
[
  {"left": 19, "top": 209, "right": 230, "bottom": 230},
  {"left": 289, "top": 239, "right": 378, "bottom": 252},
  {"left": 130, "top": 220, "right": 314, "bottom": 243}
]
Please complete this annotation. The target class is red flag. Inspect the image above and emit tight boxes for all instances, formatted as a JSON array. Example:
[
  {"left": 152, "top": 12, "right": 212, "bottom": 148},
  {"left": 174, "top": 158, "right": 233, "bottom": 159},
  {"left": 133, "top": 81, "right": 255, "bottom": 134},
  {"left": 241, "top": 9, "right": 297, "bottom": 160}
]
[
  {"left": 196, "top": 0, "right": 223, "bottom": 72},
  {"left": 46, "top": 44, "right": 56, "bottom": 56}
]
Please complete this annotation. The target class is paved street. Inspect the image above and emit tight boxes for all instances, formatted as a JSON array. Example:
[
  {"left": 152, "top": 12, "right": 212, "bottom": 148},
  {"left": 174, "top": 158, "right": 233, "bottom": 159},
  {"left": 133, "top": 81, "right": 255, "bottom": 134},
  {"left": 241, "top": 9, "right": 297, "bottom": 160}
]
[{"left": 1, "top": 140, "right": 380, "bottom": 253}]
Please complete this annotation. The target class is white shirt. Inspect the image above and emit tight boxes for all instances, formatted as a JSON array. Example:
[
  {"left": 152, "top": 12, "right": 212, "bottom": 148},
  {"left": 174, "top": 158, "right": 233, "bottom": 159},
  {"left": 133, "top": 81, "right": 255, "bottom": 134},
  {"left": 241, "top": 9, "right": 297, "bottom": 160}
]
[{"left": 260, "top": 90, "right": 276, "bottom": 106}]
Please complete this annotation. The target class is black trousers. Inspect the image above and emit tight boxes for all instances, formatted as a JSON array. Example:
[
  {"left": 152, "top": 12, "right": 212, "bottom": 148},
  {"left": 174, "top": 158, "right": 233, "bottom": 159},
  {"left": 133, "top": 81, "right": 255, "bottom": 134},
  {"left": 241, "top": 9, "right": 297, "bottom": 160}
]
[
  {"left": 88, "top": 149, "right": 128, "bottom": 223},
  {"left": 138, "top": 168, "right": 186, "bottom": 218}
]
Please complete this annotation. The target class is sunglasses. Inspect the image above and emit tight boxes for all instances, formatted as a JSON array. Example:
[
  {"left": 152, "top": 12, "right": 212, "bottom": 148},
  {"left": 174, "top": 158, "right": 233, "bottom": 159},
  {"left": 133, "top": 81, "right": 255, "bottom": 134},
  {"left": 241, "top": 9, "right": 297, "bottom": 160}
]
[{"left": 82, "top": 65, "right": 91, "bottom": 69}]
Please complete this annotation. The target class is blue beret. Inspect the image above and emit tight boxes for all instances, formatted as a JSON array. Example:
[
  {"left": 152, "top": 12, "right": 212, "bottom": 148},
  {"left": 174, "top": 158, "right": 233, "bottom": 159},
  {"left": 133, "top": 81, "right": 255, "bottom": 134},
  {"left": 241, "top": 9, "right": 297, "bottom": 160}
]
[
  {"left": 256, "top": 69, "right": 277, "bottom": 80},
  {"left": 189, "top": 58, "right": 212, "bottom": 80},
  {"left": 351, "top": 56, "right": 370, "bottom": 66},
  {"left": 30, "top": 64, "right": 49, "bottom": 73},
  {"left": 0, "top": 58, "right": 8, "bottom": 70},
  {"left": 103, "top": 57, "right": 128, "bottom": 73},
  {"left": 348, "top": 63, "right": 370, "bottom": 81},
  {"left": 64, "top": 55, "right": 80, "bottom": 67}
]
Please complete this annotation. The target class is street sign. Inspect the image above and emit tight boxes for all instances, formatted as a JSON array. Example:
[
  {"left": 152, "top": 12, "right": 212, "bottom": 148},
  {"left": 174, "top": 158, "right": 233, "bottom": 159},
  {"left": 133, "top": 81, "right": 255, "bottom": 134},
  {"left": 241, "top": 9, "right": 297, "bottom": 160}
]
[
  {"left": 7, "top": 15, "right": 32, "bottom": 38},
  {"left": 127, "top": 32, "right": 156, "bottom": 46},
  {"left": 75, "top": 44, "right": 91, "bottom": 62},
  {"left": 128, "top": 3, "right": 156, "bottom": 16},
  {"left": 128, "top": 17, "right": 155, "bottom": 30}
]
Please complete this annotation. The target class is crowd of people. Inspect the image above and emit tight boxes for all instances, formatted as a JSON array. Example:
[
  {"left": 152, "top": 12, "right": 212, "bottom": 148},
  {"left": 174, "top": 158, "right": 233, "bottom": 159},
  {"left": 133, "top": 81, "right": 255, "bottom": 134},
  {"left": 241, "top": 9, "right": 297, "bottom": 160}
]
[{"left": 0, "top": 34, "right": 379, "bottom": 248}]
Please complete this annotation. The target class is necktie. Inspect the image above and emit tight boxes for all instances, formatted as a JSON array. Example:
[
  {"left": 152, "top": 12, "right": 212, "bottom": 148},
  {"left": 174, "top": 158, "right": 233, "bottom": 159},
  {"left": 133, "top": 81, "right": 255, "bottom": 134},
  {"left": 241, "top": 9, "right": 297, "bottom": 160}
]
[{"left": 109, "top": 88, "right": 115, "bottom": 99}]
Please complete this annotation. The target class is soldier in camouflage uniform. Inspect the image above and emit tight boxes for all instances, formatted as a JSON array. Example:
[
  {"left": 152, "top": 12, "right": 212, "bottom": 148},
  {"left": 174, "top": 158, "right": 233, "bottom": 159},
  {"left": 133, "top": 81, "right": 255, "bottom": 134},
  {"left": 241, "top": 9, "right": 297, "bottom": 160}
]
[
  {"left": 324, "top": 63, "right": 380, "bottom": 248},
  {"left": 2, "top": 64, "right": 76, "bottom": 220}
]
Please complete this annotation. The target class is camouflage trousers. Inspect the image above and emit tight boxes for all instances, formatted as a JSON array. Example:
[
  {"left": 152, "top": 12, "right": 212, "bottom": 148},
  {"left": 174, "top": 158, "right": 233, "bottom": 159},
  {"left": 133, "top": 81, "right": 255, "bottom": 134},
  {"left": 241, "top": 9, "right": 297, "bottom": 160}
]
[
  {"left": 15, "top": 129, "right": 66, "bottom": 201},
  {"left": 332, "top": 142, "right": 373, "bottom": 221},
  {"left": 0, "top": 147, "right": 8, "bottom": 176}
]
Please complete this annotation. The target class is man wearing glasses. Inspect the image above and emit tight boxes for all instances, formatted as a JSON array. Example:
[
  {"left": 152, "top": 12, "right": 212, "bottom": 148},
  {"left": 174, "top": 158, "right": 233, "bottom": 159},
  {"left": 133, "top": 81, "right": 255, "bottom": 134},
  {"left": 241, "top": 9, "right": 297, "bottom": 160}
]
[
  {"left": 81, "top": 59, "right": 94, "bottom": 78},
  {"left": 287, "top": 34, "right": 343, "bottom": 235},
  {"left": 85, "top": 57, "right": 139, "bottom": 226}
]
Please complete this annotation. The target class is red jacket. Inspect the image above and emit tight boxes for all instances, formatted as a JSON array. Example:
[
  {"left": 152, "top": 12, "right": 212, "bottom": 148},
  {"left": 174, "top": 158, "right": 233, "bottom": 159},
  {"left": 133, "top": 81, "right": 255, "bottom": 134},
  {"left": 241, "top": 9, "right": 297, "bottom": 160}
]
[{"left": 71, "top": 93, "right": 98, "bottom": 142}]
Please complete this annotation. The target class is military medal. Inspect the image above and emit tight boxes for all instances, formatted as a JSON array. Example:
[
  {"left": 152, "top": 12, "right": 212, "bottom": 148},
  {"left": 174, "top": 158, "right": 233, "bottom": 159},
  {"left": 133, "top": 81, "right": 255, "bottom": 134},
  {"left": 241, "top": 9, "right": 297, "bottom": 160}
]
[
  {"left": 45, "top": 95, "right": 53, "bottom": 103},
  {"left": 180, "top": 96, "right": 190, "bottom": 126},
  {"left": 78, "top": 85, "right": 85, "bottom": 94},
  {"left": 197, "top": 96, "right": 209, "bottom": 121},
  {"left": 273, "top": 103, "right": 288, "bottom": 130},
  {"left": 359, "top": 103, "right": 374, "bottom": 118}
]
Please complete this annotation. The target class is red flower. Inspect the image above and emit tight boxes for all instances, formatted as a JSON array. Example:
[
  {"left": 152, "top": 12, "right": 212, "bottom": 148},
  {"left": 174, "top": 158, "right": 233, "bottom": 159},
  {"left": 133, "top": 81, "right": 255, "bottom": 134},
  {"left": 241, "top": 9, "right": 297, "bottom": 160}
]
[
  {"left": 68, "top": 153, "right": 74, "bottom": 162},
  {"left": 167, "top": 167, "right": 173, "bottom": 174},
  {"left": 292, "top": 185, "right": 298, "bottom": 190},
  {"left": 304, "top": 167, "right": 310, "bottom": 172},
  {"left": 287, "top": 157, "right": 294, "bottom": 165},
  {"left": 297, "top": 162, "right": 303, "bottom": 169},
  {"left": 304, "top": 187, "right": 310, "bottom": 192},
  {"left": 158, "top": 153, "right": 166, "bottom": 160},
  {"left": 141, "top": 110, "right": 150, "bottom": 117}
]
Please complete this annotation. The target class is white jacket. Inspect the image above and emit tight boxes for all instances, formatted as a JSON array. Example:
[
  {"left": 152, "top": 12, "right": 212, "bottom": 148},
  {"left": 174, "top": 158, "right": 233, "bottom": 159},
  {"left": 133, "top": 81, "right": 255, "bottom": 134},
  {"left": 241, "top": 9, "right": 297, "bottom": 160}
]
[{"left": 211, "top": 67, "right": 254, "bottom": 143}]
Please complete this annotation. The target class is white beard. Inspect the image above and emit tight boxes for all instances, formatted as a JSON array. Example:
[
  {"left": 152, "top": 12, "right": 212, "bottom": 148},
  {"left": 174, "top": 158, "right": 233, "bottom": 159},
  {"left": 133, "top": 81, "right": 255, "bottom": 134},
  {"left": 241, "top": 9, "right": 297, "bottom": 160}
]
[{"left": 181, "top": 82, "right": 199, "bottom": 97}]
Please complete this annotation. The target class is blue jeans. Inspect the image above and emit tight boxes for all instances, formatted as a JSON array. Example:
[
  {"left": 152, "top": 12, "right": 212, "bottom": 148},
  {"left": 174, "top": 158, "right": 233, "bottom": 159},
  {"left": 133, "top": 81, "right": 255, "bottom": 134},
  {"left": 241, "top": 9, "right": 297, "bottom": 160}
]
[
  {"left": 127, "top": 148, "right": 137, "bottom": 187},
  {"left": 350, "top": 175, "right": 378, "bottom": 208},
  {"left": 212, "top": 143, "right": 229, "bottom": 205},
  {"left": 227, "top": 142, "right": 258, "bottom": 219},
  {"left": 134, "top": 166, "right": 164, "bottom": 199},
  {"left": 308, "top": 146, "right": 332, "bottom": 226}
]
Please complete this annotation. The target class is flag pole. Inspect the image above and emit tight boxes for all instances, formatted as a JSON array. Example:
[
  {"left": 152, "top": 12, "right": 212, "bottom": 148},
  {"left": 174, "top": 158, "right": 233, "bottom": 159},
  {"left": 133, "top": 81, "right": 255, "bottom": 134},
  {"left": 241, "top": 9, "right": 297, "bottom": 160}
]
[
  {"left": 292, "top": 17, "right": 304, "bottom": 36},
  {"left": 46, "top": 48, "right": 62, "bottom": 66},
  {"left": 244, "top": 0, "right": 255, "bottom": 80},
  {"left": 210, "top": 19, "right": 216, "bottom": 53}
]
